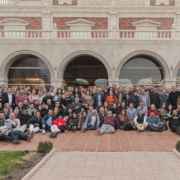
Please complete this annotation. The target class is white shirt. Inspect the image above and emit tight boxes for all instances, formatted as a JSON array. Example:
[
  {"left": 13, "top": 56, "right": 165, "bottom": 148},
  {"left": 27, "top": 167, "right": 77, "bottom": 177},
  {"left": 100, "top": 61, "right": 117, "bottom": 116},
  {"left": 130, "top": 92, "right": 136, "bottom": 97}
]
[
  {"left": 50, "top": 92, "right": 54, "bottom": 96},
  {"left": 91, "top": 115, "right": 96, "bottom": 126},
  {"left": 8, "top": 93, "right": 12, "bottom": 105}
]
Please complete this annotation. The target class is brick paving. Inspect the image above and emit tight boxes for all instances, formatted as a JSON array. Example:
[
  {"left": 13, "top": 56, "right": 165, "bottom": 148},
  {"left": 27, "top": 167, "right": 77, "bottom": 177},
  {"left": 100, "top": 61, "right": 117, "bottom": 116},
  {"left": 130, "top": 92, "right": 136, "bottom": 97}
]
[
  {"left": 0, "top": 130, "right": 180, "bottom": 151},
  {"left": 29, "top": 151, "right": 180, "bottom": 180}
]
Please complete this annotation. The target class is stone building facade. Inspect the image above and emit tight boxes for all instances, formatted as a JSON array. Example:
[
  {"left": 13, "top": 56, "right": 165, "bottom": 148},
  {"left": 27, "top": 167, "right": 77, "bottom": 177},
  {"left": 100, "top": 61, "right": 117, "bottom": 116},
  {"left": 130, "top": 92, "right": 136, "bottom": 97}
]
[{"left": 0, "top": 0, "right": 180, "bottom": 89}]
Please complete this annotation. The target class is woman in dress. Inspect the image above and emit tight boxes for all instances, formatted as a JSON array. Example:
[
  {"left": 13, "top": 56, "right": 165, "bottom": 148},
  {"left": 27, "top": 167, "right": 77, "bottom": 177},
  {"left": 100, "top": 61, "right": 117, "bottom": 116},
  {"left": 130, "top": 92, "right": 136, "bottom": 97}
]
[
  {"left": 83, "top": 90, "right": 93, "bottom": 105},
  {"left": 158, "top": 103, "right": 168, "bottom": 130},
  {"left": 53, "top": 88, "right": 62, "bottom": 103}
]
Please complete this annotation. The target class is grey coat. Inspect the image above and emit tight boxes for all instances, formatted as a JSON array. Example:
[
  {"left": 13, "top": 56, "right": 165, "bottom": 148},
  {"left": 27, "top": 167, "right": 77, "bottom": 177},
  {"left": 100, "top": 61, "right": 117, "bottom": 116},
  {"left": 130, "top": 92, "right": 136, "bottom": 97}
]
[
  {"left": 27, "top": 108, "right": 37, "bottom": 116},
  {"left": 138, "top": 94, "right": 151, "bottom": 107},
  {"left": 85, "top": 113, "right": 100, "bottom": 128}
]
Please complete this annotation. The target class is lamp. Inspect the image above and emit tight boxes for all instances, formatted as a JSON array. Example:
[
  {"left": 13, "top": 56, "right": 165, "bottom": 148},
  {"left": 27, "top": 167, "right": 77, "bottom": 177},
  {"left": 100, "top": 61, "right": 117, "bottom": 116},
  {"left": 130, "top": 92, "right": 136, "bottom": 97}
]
[
  {"left": 171, "top": 65, "right": 173, "bottom": 70},
  {"left": 72, "top": 66, "right": 79, "bottom": 76}
]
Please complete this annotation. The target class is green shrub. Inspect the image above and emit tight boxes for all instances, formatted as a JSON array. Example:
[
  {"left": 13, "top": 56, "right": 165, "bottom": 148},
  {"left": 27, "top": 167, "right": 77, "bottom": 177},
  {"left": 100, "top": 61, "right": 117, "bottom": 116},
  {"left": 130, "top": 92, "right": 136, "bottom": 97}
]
[
  {"left": 37, "top": 141, "right": 53, "bottom": 153},
  {"left": 176, "top": 140, "right": 180, "bottom": 152}
]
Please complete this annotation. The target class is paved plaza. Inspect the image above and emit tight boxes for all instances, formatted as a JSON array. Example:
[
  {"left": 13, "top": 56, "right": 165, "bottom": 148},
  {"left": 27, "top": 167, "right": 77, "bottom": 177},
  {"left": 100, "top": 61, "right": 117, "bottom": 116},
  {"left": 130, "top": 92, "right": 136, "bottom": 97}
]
[
  {"left": 0, "top": 130, "right": 179, "bottom": 152},
  {"left": 29, "top": 151, "right": 180, "bottom": 180}
]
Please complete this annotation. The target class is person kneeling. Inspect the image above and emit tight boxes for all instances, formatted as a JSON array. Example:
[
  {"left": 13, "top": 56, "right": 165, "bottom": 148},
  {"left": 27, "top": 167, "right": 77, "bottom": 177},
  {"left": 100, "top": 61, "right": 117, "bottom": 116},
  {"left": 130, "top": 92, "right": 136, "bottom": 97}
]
[
  {"left": 97, "top": 111, "right": 119, "bottom": 136},
  {"left": 167, "top": 110, "right": 180, "bottom": 135},
  {"left": 134, "top": 109, "right": 148, "bottom": 132},
  {"left": 148, "top": 110, "right": 163, "bottom": 132},
  {"left": 49, "top": 116, "right": 69, "bottom": 138},
  {"left": 82, "top": 110, "right": 100, "bottom": 133}
]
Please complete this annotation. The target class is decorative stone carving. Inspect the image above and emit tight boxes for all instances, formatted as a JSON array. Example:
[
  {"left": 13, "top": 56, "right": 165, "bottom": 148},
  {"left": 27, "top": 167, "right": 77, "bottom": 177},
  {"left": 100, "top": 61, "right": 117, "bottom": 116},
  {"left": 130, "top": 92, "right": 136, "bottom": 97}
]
[
  {"left": 0, "top": 18, "right": 29, "bottom": 30},
  {"left": 83, "top": 0, "right": 108, "bottom": 6},
  {"left": 156, "top": 0, "right": 169, "bottom": 5},
  {"left": 66, "top": 18, "right": 95, "bottom": 30},
  {"left": 119, "top": 0, "right": 144, "bottom": 6},
  {"left": 132, "top": 19, "right": 161, "bottom": 30}
]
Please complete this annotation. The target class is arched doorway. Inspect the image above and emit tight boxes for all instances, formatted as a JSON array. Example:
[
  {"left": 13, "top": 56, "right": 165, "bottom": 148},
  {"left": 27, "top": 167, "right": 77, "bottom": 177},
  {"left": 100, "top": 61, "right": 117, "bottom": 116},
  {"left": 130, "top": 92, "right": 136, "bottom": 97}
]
[
  {"left": 8, "top": 55, "right": 51, "bottom": 90},
  {"left": 63, "top": 56, "right": 108, "bottom": 88},
  {"left": 119, "top": 56, "right": 164, "bottom": 87}
]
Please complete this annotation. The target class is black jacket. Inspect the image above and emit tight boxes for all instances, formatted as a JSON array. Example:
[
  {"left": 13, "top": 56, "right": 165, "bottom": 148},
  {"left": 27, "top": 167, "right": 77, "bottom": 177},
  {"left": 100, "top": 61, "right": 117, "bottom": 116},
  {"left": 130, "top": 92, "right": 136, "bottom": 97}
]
[
  {"left": 53, "top": 107, "right": 64, "bottom": 118},
  {"left": 62, "top": 97, "right": 72, "bottom": 107},
  {"left": 43, "top": 95, "right": 54, "bottom": 105},
  {"left": 2, "top": 92, "right": 15, "bottom": 107},
  {"left": 69, "top": 116, "right": 79, "bottom": 126},
  {"left": 128, "top": 94, "right": 139, "bottom": 109},
  {"left": 27, "top": 116, "right": 42, "bottom": 128},
  {"left": 149, "top": 93, "right": 160, "bottom": 109},
  {"left": 116, "top": 92, "right": 127, "bottom": 104},
  {"left": 39, "top": 107, "right": 49, "bottom": 118},
  {"left": 20, "top": 114, "right": 32, "bottom": 126}
]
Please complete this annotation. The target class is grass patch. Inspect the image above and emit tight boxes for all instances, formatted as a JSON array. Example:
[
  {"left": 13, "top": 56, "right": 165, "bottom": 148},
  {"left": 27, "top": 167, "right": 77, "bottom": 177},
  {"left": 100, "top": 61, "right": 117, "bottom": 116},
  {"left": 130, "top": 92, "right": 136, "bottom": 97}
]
[{"left": 0, "top": 151, "right": 35, "bottom": 179}]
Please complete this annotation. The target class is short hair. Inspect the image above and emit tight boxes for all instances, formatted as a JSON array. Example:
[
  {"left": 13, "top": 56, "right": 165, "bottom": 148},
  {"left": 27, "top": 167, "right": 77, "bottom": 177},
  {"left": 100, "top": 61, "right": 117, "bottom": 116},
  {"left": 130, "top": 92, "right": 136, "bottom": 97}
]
[
  {"left": 30, "top": 102, "right": 34, "bottom": 105},
  {"left": 150, "top": 110, "right": 155, "bottom": 113},
  {"left": 23, "top": 109, "right": 27, "bottom": 111},
  {"left": 0, "top": 111, "right": 5, "bottom": 114},
  {"left": 41, "top": 102, "right": 46, "bottom": 105}
]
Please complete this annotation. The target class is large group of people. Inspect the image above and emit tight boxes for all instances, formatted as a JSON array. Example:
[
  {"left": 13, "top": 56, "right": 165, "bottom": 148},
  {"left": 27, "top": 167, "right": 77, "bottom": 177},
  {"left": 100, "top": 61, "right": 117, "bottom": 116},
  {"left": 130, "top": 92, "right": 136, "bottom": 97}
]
[{"left": 0, "top": 84, "right": 180, "bottom": 145}]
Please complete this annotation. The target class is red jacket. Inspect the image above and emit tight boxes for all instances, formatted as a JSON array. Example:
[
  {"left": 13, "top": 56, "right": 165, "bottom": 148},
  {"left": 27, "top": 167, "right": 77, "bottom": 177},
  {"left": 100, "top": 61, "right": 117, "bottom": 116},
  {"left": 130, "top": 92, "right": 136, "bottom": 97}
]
[{"left": 53, "top": 118, "right": 66, "bottom": 129}]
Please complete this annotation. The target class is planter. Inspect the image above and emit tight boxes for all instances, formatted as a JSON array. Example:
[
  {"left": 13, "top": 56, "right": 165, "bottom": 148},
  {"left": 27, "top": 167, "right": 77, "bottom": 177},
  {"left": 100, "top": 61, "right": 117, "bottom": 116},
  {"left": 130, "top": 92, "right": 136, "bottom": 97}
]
[
  {"left": 173, "top": 148, "right": 180, "bottom": 159},
  {"left": 21, "top": 148, "right": 56, "bottom": 180}
]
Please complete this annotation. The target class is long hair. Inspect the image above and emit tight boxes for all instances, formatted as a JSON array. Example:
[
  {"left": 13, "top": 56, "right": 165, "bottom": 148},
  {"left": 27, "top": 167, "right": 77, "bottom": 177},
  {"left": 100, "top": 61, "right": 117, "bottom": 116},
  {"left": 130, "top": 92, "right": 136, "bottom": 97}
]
[
  {"left": 120, "top": 108, "right": 128, "bottom": 121},
  {"left": 160, "top": 103, "right": 167, "bottom": 111}
]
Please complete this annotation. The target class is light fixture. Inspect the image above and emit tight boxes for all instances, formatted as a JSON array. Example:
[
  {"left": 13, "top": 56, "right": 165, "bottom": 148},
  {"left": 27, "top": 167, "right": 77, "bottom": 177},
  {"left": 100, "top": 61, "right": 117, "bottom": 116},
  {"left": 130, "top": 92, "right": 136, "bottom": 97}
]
[
  {"left": 72, "top": 66, "right": 79, "bottom": 76},
  {"left": 171, "top": 65, "right": 173, "bottom": 70},
  {"left": 54, "top": 66, "right": 57, "bottom": 70},
  {"left": 113, "top": 65, "right": 115, "bottom": 70}
]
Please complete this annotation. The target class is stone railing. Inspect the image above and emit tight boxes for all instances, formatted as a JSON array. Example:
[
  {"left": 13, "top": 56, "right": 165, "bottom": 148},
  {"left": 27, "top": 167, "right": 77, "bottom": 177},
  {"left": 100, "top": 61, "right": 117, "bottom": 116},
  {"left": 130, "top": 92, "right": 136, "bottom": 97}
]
[
  {"left": 0, "top": 30, "right": 53, "bottom": 39},
  {"left": 0, "top": 29, "right": 179, "bottom": 40}
]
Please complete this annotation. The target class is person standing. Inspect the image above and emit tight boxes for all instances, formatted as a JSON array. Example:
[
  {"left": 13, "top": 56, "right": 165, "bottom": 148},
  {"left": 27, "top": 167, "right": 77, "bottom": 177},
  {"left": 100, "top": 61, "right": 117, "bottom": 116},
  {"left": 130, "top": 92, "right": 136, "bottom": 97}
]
[
  {"left": 169, "top": 86, "right": 180, "bottom": 110},
  {"left": 15, "top": 89, "right": 30, "bottom": 105},
  {"left": 138, "top": 89, "right": 151, "bottom": 109},
  {"left": 3, "top": 87, "right": 15, "bottom": 110},
  {"left": 149, "top": 87, "right": 160, "bottom": 109},
  {"left": 128, "top": 90, "right": 139, "bottom": 109},
  {"left": 93, "top": 88, "right": 105, "bottom": 108},
  {"left": 159, "top": 90, "right": 170, "bottom": 108}
]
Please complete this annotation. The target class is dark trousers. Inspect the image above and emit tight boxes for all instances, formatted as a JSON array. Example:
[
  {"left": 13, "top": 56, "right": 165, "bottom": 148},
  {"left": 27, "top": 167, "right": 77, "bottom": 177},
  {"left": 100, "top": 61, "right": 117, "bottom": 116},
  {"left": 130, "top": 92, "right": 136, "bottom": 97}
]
[
  {"left": 124, "top": 123, "right": 134, "bottom": 131},
  {"left": 148, "top": 124, "right": 163, "bottom": 131},
  {"left": 84, "top": 124, "right": 96, "bottom": 132},
  {"left": 171, "top": 125, "right": 180, "bottom": 134},
  {"left": 0, "top": 132, "right": 15, "bottom": 141},
  {"left": 14, "top": 131, "right": 28, "bottom": 141},
  {"left": 60, "top": 125, "right": 66, "bottom": 132}
]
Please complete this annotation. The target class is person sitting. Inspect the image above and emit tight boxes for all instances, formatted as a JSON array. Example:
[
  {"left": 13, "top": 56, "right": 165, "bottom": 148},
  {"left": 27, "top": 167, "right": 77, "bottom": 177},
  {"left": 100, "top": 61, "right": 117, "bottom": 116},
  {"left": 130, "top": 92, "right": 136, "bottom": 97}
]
[
  {"left": 148, "top": 110, "right": 163, "bottom": 132},
  {"left": 41, "top": 109, "right": 57, "bottom": 134},
  {"left": 27, "top": 111, "right": 42, "bottom": 134},
  {"left": 148, "top": 104, "right": 158, "bottom": 116},
  {"left": 3, "top": 103, "right": 13, "bottom": 115},
  {"left": 42, "top": 91, "right": 54, "bottom": 105},
  {"left": 22, "top": 99, "right": 30, "bottom": 110},
  {"left": 96, "top": 102, "right": 102, "bottom": 114},
  {"left": 98, "top": 107, "right": 107, "bottom": 127},
  {"left": 34, "top": 100, "right": 40, "bottom": 111},
  {"left": 39, "top": 102, "right": 48, "bottom": 118},
  {"left": 106, "top": 91, "right": 119, "bottom": 108},
  {"left": 81, "top": 110, "right": 100, "bottom": 133},
  {"left": 47, "top": 99, "right": 53, "bottom": 109},
  {"left": 68, "top": 112, "right": 79, "bottom": 133},
  {"left": 49, "top": 116, "right": 69, "bottom": 138},
  {"left": 134, "top": 109, "right": 148, "bottom": 132},
  {"left": 8, "top": 112, "right": 33, "bottom": 142},
  {"left": 167, "top": 110, "right": 180, "bottom": 135},
  {"left": 0, "top": 111, "right": 20, "bottom": 144},
  {"left": 127, "top": 103, "right": 137, "bottom": 122},
  {"left": 18, "top": 101, "right": 23, "bottom": 113},
  {"left": 78, "top": 111, "right": 87, "bottom": 129},
  {"left": 53, "top": 101, "right": 64, "bottom": 118},
  {"left": 70, "top": 97, "right": 82, "bottom": 115},
  {"left": 118, "top": 108, "right": 135, "bottom": 131},
  {"left": 88, "top": 105, "right": 97, "bottom": 114},
  {"left": 110, "top": 103, "right": 118, "bottom": 116},
  {"left": 97, "top": 111, "right": 119, "bottom": 136},
  {"left": 20, "top": 109, "right": 32, "bottom": 133},
  {"left": 5, "top": 107, "right": 22, "bottom": 120},
  {"left": 27, "top": 102, "right": 37, "bottom": 117},
  {"left": 136, "top": 101, "right": 148, "bottom": 119}
]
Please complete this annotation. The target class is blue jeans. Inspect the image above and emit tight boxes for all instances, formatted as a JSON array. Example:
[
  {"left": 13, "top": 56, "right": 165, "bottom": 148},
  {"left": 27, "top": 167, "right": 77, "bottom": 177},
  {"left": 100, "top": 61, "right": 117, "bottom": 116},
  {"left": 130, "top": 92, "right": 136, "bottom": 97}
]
[
  {"left": 84, "top": 124, "right": 96, "bottom": 132},
  {"left": 70, "top": 126, "right": 77, "bottom": 131},
  {"left": 80, "top": 123, "right": 85, "bottom": 128},
  {"left": 148, "top": 124, "right": 163, "bottom": 131},
  {"left": 118, "top": 121, "right": 122, "bottom": 128},
  {"left": 14, "top": 131, "right": 28, "bottom": 141},
  {"left": 42, "top": 124, "right": 51, "bottom": 131}
]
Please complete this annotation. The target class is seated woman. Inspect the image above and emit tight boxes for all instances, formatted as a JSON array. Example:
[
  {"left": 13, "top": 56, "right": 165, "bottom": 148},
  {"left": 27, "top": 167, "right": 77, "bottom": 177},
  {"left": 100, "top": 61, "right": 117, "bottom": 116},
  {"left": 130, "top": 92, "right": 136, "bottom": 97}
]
[
  {"left": 27, "top": 111, "right": 42, "bottom": 134},
  {"left": 68, "top": 112, "right": 79, "bottom": 133},
  {"left": 3, "top": 103, "right": 12, "bottom": 115},
  {"left": 158, "top": 103, "right": 168, "bottom": 131},
  {"left": 118, "top": 108, "right": 135, "bottom": 131},
  {"left": 148, "top": 104, "right": 158, "bottom": 116},
  {"left": 0, "top": 102, "right": 4, "bottom": 112},
  {"left": 53, "top": 101, "right": 64, "bottom": 119},
  {"left": 78, "top": 111, "right": 87, "bottom": 130},
  {"left": 49, "top": 116, "right": 69, "bottom": 138}
]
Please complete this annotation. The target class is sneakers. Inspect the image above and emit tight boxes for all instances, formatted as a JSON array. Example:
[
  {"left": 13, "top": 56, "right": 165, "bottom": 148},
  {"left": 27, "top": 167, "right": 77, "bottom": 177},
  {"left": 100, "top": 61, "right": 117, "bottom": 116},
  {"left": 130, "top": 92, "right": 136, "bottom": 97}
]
[
  {"left": 49, "top": 132, "right": 55, "bottom": 138},
  {"left": 27, "top": 133, "right": 33, "bottom": 142},
  {"left": 81, "top": 125, "right": 85, "bottom": 133},
  {"left": 13, "top": 135, "right": 21, "bottom": 144},
  {"left": 97, "top": 127, "right": 101, "bottom": 136},
  {"left": 42, "top": 130, "right": 45, "bottom": 134}
]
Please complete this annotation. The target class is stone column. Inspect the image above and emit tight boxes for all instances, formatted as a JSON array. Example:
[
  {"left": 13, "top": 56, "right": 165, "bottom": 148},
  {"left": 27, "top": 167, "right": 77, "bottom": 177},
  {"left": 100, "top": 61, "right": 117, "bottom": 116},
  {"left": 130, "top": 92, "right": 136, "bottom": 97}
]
[
  {"left": 42, "top": 8, "right": 51, "bottom": 30},
  {"left": 0, "top": 78, "right": 9, "bottom": 88},
  {"left": 108, "top": 78, "right": 119, "bottom": 87},
  {"left": 51, "top": 79, "right": 64, "bottom": 91},
  {"left": 163, "top": 79, "right": 176, "bottom": 87}
]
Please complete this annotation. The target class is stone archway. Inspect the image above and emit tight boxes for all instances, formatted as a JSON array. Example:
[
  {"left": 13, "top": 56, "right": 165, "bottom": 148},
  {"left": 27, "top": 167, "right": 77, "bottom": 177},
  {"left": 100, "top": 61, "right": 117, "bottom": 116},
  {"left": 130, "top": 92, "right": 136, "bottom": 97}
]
[
  {"left": 115, "top": 50, "right": 170, "bottom": 81},
  {"left": 57, "top": 50, "right": 112, "bottom": 81}
]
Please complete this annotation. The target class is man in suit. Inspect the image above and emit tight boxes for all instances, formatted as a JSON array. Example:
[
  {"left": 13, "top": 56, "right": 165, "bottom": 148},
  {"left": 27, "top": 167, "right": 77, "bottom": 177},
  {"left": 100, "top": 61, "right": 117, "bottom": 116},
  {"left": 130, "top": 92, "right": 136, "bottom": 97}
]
[
  {"left": 93, "top": 88, "right": 105, "bottom": 108},
  {"left": 3, "top": 87, "right": 15, "bottom": 109},
  {"left": 116, "top": 86, "right": 127, "bottom": 105}
]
